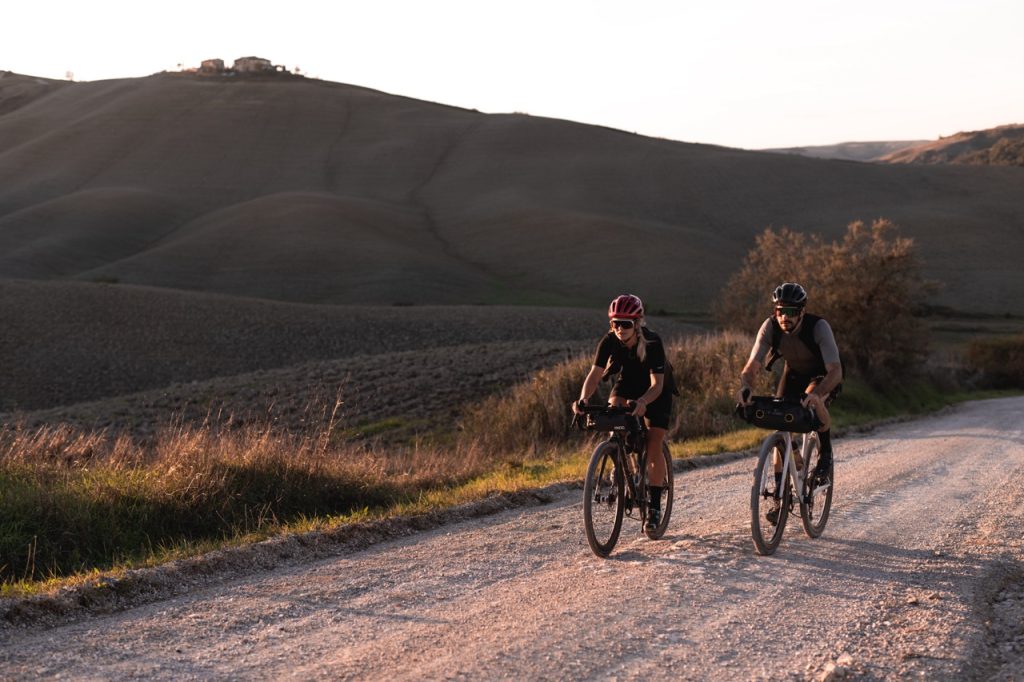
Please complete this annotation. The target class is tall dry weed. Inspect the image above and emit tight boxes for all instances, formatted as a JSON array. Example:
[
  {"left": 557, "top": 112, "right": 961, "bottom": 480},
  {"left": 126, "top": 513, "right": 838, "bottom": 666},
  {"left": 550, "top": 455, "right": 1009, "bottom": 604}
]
[
  {"left": 0, "top": 414, "right": 495, "bottom": 583},
  {"left": 460, "top": 354, "right": 593, "bottom": 454},
  {"left": 665, "top": 331, "right": 766, "bottom": 439},
  {"left": 964, "top": 334, "right": 1024, "bottom": 388},
  {"left": 460, "top": 330, "right": 767, "bottom": 449}
]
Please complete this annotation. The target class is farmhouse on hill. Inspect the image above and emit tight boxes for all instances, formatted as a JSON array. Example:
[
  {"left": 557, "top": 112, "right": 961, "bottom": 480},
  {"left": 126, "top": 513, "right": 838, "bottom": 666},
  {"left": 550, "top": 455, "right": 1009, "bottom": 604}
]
[
  {"left": 199, "top": 58, "right": 224, "bottom": 73},
  {"left": 233, "top": 56, "right": 273, "bottom": 72},
  {"left": 195, "top": 57, "right": 290, "bottom": 75}
]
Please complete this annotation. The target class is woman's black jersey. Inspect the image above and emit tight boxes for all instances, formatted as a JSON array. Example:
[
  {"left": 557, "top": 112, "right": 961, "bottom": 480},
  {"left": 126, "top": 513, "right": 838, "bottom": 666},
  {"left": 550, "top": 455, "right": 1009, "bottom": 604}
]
[{"left": 592, "top": 328, "right": 676, "bottom": 397}]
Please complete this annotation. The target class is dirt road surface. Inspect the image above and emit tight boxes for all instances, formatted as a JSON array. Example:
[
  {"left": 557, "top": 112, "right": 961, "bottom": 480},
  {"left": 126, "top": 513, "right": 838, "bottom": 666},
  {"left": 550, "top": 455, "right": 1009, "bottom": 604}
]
[{"left": 2, "top": 397, "right": 1022, "bottom": 680}]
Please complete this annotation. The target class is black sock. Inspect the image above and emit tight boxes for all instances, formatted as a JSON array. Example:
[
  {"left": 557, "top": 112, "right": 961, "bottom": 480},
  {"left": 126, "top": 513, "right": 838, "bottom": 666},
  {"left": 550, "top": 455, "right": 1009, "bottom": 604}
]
[
  {"left": 774, "top": 472, "right": 782, "bottom": 491},
  {"left": 819, "top": 430, "right": 832, "bottom": 460},
  {"left": 649, "top": 486, "right": 663, "bottom": 511}
]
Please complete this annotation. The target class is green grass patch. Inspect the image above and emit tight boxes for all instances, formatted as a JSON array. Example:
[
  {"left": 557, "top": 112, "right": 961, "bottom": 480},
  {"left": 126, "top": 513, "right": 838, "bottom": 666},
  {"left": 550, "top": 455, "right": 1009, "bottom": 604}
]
[
  {"left": 670, "top": 428, "right": 763, "bottom": 459},
  {"left": 830, "top": 379, "right": 1020, "bottom": 426}
]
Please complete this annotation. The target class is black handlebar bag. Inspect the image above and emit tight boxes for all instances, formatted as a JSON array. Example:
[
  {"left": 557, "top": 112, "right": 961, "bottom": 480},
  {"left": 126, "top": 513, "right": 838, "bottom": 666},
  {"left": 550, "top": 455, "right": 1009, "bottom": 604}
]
[
  {"left": 586, "top": 412, "right": 642, "bottom": 434},
  {"left": 736, "top": 397, "right": 820, "bottom": 433}
]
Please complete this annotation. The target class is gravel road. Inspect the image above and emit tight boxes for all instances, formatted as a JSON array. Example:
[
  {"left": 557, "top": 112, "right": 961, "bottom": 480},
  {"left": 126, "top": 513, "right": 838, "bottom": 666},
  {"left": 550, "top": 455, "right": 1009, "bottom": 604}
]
[{"left": 1, "top": 397, "right": 1022, "bottom": 680}]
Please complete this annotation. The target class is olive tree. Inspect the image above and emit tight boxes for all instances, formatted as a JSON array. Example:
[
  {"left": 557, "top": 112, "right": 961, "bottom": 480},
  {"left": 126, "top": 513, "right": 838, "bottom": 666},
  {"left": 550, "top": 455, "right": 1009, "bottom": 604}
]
[{"left": 715, "top": 219, "right": 935, "bottom": 383}]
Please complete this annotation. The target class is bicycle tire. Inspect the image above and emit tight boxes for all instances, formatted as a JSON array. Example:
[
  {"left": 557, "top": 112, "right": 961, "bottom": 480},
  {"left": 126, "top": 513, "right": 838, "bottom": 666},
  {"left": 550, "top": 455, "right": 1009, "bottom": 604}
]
[
  {"left": 799, "top": 433, "right": 833, "bottom": 538},
  {"left": 583, "top": 441, "right": 625, "bottom": 557},
  {"left": 644, "top": 442, "right": 674, "bottom": 539},
  {"left": 751, "top": 432, "right": 790, "bottom": 555}
]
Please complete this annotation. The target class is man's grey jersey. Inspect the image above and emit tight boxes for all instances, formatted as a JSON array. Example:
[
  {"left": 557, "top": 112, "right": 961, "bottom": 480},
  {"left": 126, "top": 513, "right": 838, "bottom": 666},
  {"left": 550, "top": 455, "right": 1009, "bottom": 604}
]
[{"left": 747, "top": 316, "right": 841, "bottom": 376}]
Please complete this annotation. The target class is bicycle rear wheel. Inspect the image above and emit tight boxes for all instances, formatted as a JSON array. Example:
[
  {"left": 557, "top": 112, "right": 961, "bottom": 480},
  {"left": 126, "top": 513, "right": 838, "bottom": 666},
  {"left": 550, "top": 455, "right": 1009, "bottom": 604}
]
[
  {"left": 751, "top": 433, "right": 789, "bottom": 555},
  {"left": 583, "top": 441, "right": 625, "bottom": 557},
  {"left": 644, "top": 442, "right": 673, "bottom": 539},
  {"left": 799, "top": 433, "right": 833, "bottom": 538}
]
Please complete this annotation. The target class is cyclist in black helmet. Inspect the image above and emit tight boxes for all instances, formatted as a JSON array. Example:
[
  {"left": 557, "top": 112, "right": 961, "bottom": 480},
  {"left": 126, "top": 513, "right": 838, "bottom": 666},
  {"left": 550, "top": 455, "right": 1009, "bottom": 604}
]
[{"left": 736, "top": 283, "right": 843, "bottom": 485}]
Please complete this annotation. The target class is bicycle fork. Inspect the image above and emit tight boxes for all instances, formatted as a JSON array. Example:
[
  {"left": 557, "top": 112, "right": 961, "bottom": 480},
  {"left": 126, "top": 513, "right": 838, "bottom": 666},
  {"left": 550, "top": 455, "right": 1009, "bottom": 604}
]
[
  {"left": 622, "top": 446, "right": 646, "bottom": 517},
  {"left": 768, "top": 433, "right": 805, "bottom": 506}
]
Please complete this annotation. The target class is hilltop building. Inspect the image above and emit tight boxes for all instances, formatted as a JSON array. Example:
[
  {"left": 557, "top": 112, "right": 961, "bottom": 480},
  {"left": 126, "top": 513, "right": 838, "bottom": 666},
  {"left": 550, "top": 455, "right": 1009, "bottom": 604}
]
[
  {"left": 200, "top": 59, "right": 225, "bottom": 73},
  {"left": 233, "top": 56, "right": 273, "bottom": 73},
  {"left": 192, "top": 57, "right": 291, "bottom": 76}
]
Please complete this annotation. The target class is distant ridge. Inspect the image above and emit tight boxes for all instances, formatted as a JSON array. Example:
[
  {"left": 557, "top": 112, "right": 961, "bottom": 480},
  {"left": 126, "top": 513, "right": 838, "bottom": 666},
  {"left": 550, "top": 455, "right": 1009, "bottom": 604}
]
[
  {"left": 1, "top": 71, "right": 1023, "bottom": 313},
  {"left": 0, "top": 70, "right": 70, "bottom": 115},
  {"left": 761, "top": 140, "right": 927, "bottom": 163},
  {"left": 880, "top": 124, "right": 1024, "bottom": 166}
]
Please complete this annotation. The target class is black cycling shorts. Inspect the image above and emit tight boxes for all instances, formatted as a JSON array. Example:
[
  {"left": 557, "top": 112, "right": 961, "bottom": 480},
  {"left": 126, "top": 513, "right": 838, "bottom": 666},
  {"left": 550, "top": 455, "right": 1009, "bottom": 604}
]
[
  {"left": 778, "top": 371, "right": 841, "bottom": 405},
  {"left": 610, "top": 387, "right": 673, "bottom": 430}
]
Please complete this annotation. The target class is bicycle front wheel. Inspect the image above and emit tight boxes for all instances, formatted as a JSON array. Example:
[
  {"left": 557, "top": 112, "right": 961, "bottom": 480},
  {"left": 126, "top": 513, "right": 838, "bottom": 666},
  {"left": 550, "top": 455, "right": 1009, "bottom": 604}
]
[
  {"left": 583, "top": 441, "right": 625, "bottom": 557},
  {"left": 751, "top": 433, "right": 789, "bottom": 555},
  {"left": 800, "top": 432, "right": 833, "bottom": 538},
  {"left": 644, "top": 442, "right": 674, "bottom": 540}
]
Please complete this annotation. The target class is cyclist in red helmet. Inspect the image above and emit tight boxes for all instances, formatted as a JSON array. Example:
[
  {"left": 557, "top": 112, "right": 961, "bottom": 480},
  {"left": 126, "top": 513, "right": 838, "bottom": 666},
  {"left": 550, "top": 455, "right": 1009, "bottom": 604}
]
[{"left": 572, "top": 294, "right": 677, "bottom": 533}]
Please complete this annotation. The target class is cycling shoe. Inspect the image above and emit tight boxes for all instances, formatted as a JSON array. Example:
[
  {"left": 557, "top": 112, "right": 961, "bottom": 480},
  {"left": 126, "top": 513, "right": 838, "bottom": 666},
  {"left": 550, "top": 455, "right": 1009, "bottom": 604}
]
[{"left": 644, "top": 507, "right": 661, "bottom": 533}]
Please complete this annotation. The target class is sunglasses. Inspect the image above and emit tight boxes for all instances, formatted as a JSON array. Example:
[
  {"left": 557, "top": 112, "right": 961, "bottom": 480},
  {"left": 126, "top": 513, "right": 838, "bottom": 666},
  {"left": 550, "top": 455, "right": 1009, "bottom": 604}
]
[
  {"left": 775, "top": 306, "right": 803, "bottom": 317},
  {"left": 611, "top": 319, "right": 635, "bottom": 329}
]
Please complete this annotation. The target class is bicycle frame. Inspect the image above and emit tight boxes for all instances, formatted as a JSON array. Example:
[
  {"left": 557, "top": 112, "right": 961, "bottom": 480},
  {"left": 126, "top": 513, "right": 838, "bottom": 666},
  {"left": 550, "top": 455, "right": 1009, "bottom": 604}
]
[
  {"left": 767, "top": 430, "right": 826, "bottom": 504},
  {"left": 575, "top": 406, "right": 650, "bottom": 516},
  {"left": 619, "top": 431, "right": 648, "bottom": 517},
  {"left": 587, "top": 428, "right": 644, "bottom": 509}
]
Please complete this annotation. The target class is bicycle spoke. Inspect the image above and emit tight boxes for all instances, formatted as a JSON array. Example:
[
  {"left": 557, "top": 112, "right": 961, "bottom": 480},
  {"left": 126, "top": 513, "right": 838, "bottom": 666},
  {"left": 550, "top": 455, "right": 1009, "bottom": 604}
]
[
  {"left": 643, "top": 442, "right": 673, "bottom": 540},
  {"left": 751, "top": 434, "right": 789, "bottom": 555},
  {"left": 799, "top": 433, "right": 833, "bottom": 538},
  {"left": 583, "top": 442, "right": 625, "bottom": 557}
]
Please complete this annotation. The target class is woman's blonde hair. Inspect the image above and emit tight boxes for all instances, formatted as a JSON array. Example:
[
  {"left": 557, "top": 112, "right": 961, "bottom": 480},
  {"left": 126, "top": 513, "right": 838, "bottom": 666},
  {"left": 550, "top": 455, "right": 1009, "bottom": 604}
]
[{"left": 636, "top": 317, "right": 647, "bottom": 362}]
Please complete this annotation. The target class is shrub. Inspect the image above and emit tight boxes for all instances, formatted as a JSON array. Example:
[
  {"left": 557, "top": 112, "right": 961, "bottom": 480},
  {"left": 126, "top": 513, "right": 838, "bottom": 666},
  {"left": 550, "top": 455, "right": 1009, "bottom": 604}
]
[
  {"left": 715, "top": 219, "right": 936, "bottom": 384},
  {"left": 665, "top": 332, "right": 763, "bottom": 439},
  {"left": 460, "top": 354, "right": 592, "bottom": 454},
  {"left": 965, "top": 334, "right": 1024, "bottom": 388},
  {"left": 461, "top": 331, "right": 763, "bottom": 447}
]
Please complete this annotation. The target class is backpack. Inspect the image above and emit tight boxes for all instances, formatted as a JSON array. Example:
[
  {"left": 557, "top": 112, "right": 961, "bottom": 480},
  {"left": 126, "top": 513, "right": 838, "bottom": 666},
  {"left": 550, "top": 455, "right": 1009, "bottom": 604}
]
[{"left": 765, "top": 313, "right": 840, "bottom": 377}]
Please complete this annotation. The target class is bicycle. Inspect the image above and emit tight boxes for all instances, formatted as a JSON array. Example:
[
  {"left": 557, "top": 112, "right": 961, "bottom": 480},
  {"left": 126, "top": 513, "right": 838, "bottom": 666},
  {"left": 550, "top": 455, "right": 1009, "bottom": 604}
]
[
  {"left": 572, "top": 404, "right": 673, "bottom": 557},
  {"left": 737, "top": 396, "right": 833, "bottom": 555}
]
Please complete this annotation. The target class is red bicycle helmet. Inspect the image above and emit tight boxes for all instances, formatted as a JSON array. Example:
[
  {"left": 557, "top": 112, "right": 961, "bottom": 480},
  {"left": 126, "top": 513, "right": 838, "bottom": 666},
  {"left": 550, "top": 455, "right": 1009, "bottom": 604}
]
[{"left": 608, "top": 294, "right": 644, "bottom": 319}]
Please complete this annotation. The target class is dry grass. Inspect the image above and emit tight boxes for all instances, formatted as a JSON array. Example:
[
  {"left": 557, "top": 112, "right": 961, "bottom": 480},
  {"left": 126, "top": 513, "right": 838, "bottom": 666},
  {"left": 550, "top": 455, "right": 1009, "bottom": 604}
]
[
  {"left": 965, "top": 334, "right": 1024, "bottom": 388},
  {"left": 461, "top": 329, "right": 763, "bottom": 447},
  {"left": 0, "top": 411, "right": 498, "bottom": 584}
]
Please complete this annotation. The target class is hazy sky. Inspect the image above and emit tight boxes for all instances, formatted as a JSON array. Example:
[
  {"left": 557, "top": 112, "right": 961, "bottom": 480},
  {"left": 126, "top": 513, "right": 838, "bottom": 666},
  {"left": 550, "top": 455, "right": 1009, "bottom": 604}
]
[{"left": 6, "top": 0, "right": 1023, "bottom": 149}]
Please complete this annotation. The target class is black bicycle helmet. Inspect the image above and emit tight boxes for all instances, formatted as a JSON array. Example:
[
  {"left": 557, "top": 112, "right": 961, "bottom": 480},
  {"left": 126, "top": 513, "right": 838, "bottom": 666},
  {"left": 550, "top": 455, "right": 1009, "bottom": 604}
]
[{"left": 772, "top": 282, "right": 807, "bottom": 307}]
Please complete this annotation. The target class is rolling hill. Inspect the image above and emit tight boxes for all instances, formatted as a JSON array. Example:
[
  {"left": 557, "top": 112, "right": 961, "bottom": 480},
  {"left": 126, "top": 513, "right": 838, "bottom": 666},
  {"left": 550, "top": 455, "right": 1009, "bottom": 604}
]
[
  {"left": 761, "top": 140, "right": 927, "bottom": 162},
  {"left": 880, "top": 124, "right": 1024, "bottom": 166},
  {"left": 1, "top": 70, "right": 1023, "bottom": 316}
]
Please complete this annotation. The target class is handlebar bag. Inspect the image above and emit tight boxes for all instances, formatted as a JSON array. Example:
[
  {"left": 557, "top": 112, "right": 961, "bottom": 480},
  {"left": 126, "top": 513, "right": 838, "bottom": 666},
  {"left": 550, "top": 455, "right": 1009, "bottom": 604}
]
[
  {"left": 736, "top": 397, "right": 820, "bottom": 433},
  {"left": 586, "top": 412, "right": 641, "bottom": 433}
]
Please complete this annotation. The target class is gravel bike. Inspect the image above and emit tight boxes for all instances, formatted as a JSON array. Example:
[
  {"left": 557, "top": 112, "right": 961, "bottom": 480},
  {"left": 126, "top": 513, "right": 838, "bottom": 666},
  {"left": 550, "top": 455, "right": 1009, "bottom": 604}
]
[
  {"left": 739, "top": 396, "right": 833, "bottom": 555},
  {"left": 573, "top": 404, "right": 673, "bottom": 557}
]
